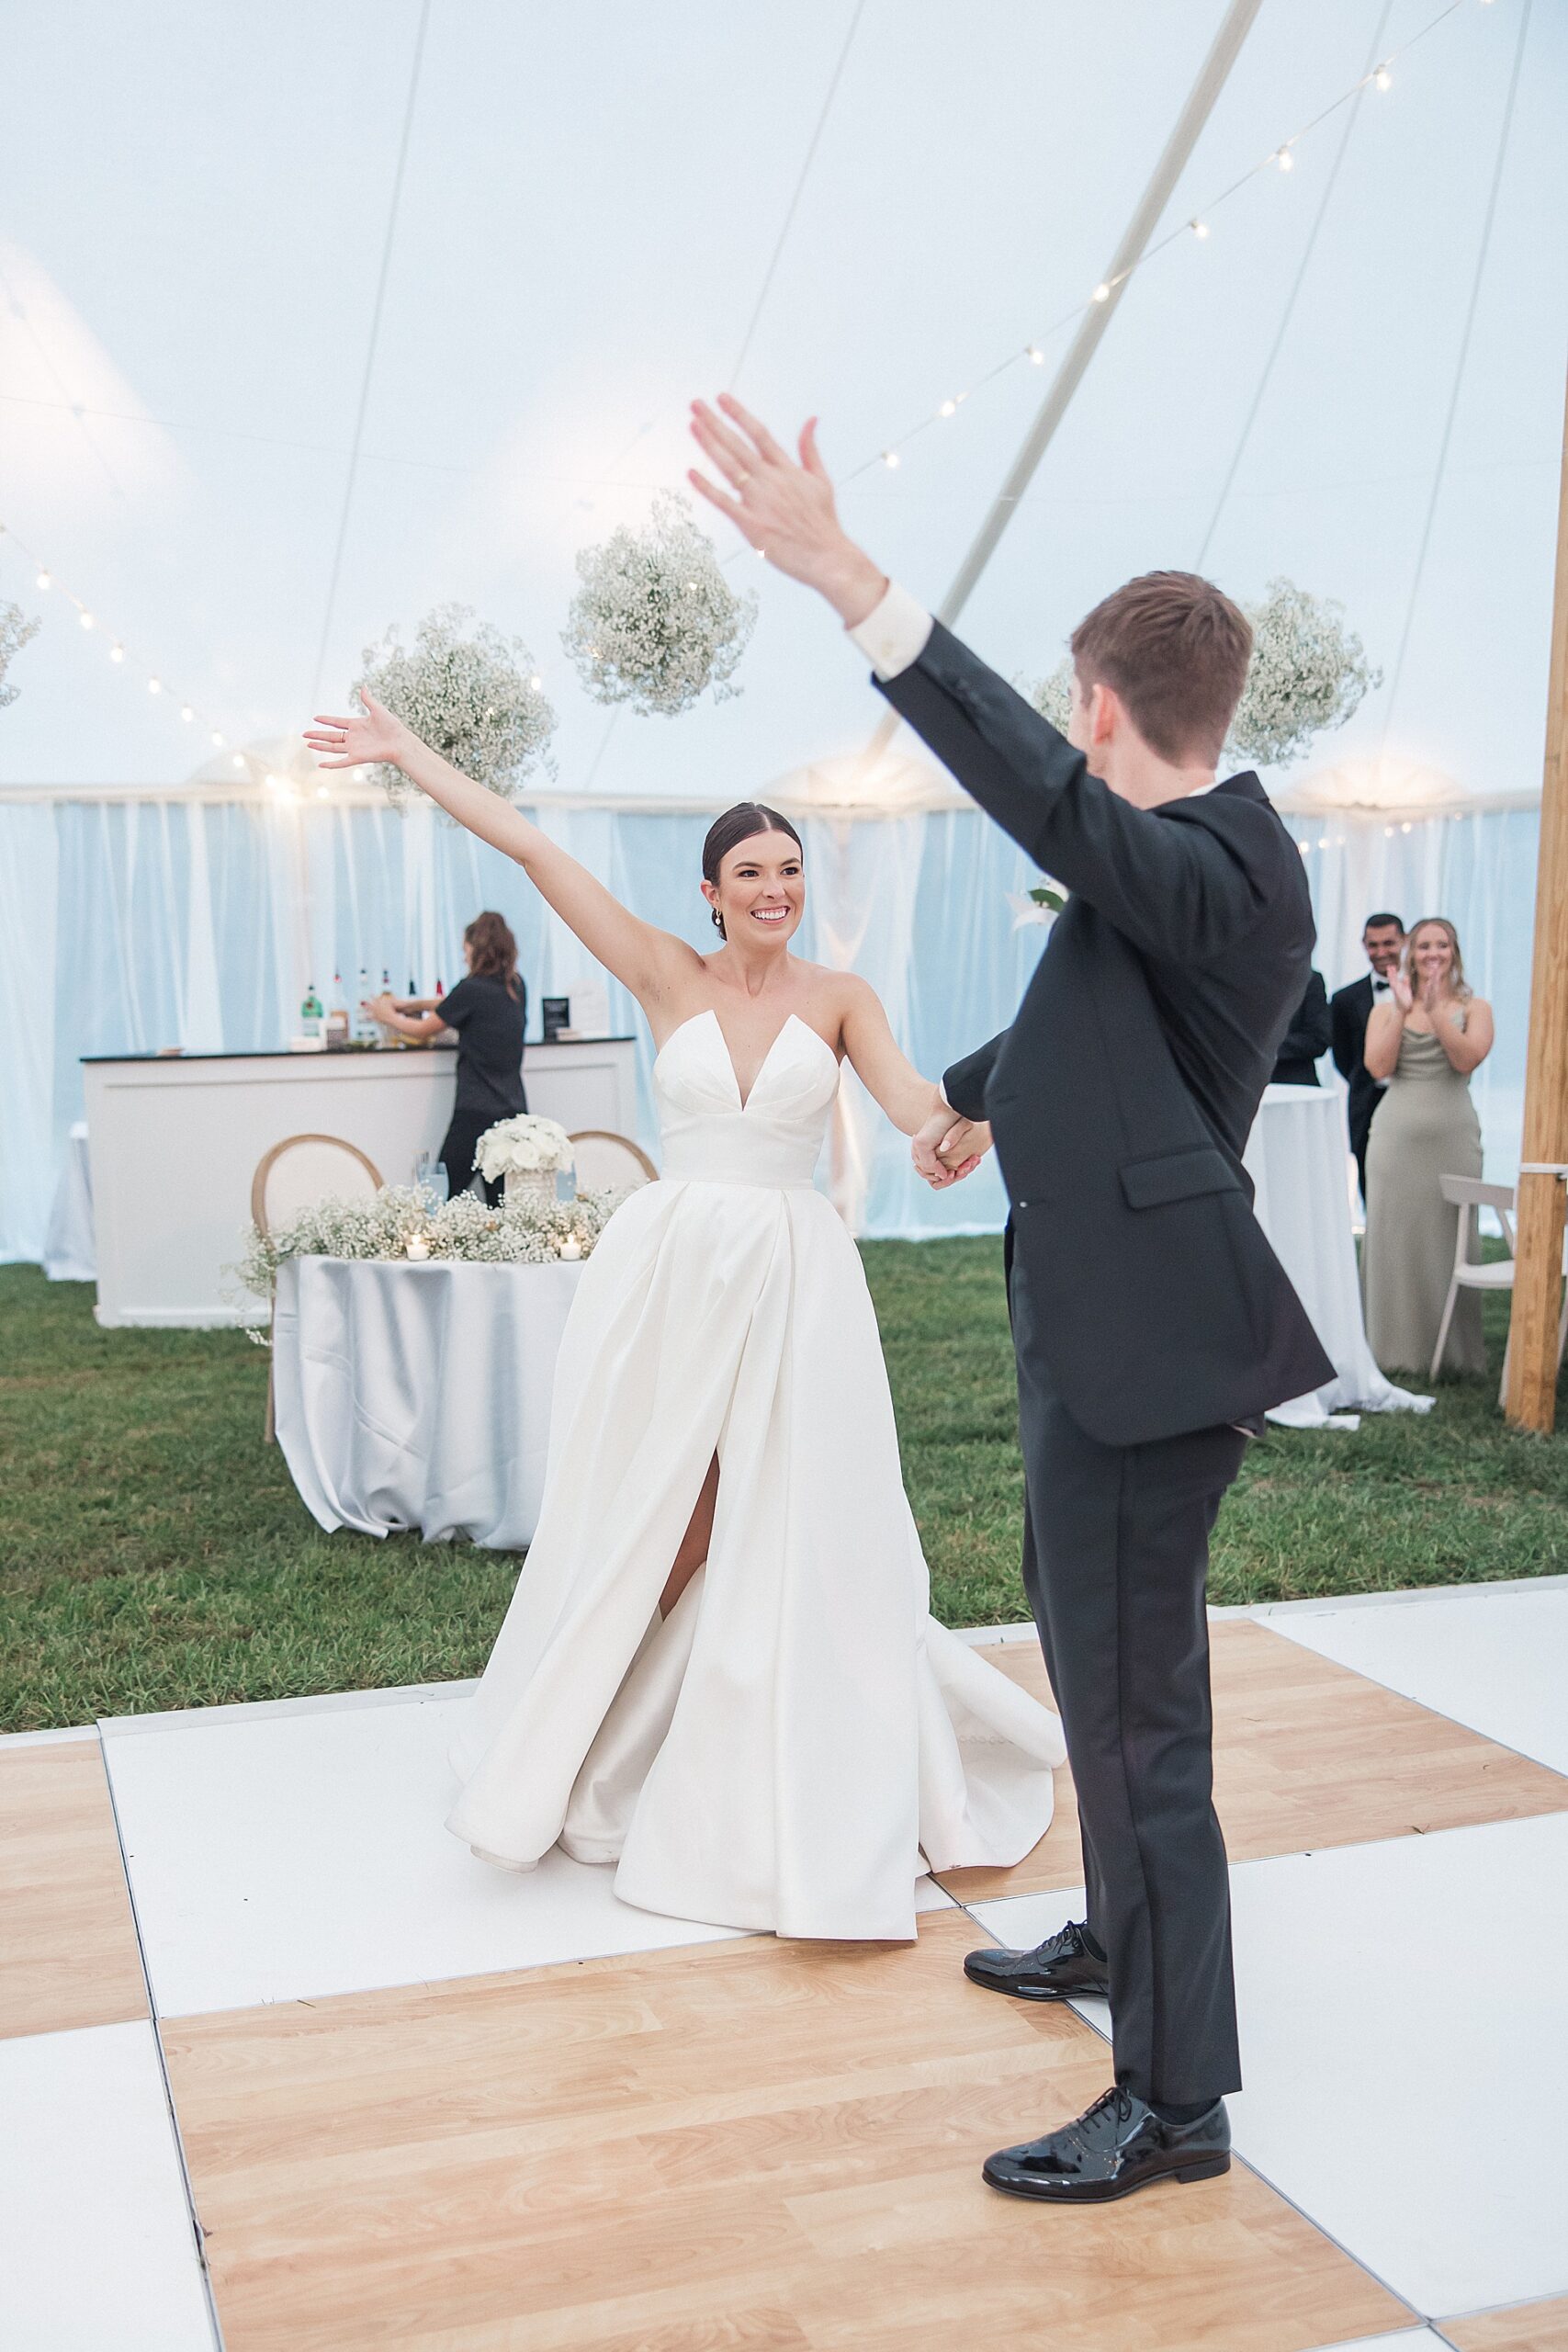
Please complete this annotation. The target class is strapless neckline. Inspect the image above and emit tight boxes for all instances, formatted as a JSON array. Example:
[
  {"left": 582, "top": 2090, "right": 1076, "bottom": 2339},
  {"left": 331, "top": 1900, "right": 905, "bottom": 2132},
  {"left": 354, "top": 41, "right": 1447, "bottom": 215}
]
[{"left": 654, "top": 1008, "right": 837, "bottom": 1113}]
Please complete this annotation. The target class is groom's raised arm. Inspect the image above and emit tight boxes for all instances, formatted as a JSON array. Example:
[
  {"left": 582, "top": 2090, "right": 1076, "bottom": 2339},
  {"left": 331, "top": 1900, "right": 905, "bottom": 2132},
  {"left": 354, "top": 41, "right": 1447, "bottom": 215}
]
[
  {"left": 854, "top": 590, "right": 1265, "bottom": 968},
  {"left": 684, "top": 397, "right": 1269, "bottom": 971}
]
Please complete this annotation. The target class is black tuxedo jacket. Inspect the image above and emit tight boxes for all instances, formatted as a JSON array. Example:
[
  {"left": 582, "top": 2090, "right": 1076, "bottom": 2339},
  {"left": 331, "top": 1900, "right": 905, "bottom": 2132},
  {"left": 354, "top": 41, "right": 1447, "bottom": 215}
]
[
  {"left": 1329, "top": 974, "right": 1385, "bottom": 1157},
  {"left": 1270, "top": 969, "right": 1330, "bottom": 1086},
  {"left": 876, "top": 621, "right": 1332, "bottom": 1447}
]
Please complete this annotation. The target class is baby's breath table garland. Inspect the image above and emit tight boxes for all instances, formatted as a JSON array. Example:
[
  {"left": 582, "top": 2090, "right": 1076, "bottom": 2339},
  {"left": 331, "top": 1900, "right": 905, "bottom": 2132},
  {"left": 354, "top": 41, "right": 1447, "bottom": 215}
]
[
  {"left": 354, "top": 603, "right": 556, "bottom": 809},
  {"left": 562, "top": 492, "right": 757, "bottom": 716},
  {"left": 235, "top": 1185, "right": 618, "bottom": 1328}
]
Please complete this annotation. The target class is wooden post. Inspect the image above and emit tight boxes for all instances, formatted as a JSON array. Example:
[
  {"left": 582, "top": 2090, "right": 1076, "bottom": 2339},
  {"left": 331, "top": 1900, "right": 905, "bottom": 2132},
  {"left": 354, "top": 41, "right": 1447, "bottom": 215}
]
[{"left": 1504, "top": 366, "right": 1568, "bottom": 1432}]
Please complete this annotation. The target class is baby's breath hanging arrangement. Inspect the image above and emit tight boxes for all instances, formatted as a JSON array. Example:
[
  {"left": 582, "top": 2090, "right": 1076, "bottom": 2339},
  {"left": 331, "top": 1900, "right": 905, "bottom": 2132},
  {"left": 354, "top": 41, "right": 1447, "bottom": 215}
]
[
  {"left": 562, "top": 492, "right": 757, "bottom": 717},
  {"left": 1020, "top": 579, "right": 1378, "bottom": 775},
  {"left": 0, "top": 598, "right": 41, "bottom": 712},
  {"left": 1225, "top": 580, "right": 1379, "bottom": 771},
  {"left": 354, "top": 604, "right": 556, "bottom": 809}
]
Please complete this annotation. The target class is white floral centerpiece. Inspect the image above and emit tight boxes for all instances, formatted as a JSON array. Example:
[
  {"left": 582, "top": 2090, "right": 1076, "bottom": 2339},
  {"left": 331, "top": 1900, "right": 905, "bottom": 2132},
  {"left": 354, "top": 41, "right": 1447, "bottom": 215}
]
[
  {"left": 233, "top": 1182, "right": 617, "bottom": 1324},
  {"left": 561, "top": 491, "right": 757, "bottom": 717},
  {"left": 354, "top": 603, "right": 556, "bottom": 809},
  {"left": 477, "top": 1114, "right": 574, "bottom": 1201},
  {"left": 0, "top": 598, "right": 41, "bottom": 711}
]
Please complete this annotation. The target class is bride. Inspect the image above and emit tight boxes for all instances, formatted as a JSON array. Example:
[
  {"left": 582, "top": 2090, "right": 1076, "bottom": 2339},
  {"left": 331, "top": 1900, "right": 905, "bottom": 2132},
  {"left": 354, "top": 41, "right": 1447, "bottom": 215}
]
[{"left": 305, "top": 695, "right": 1065, "bottom": 1939}]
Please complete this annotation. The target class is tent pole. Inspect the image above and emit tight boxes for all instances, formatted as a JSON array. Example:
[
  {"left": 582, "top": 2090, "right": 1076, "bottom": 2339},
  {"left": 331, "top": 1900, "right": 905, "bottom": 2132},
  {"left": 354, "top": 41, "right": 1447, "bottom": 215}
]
[
  {"left": 857, "top": 0, "right": 1262, "bottom": 770},
  {"left": 1504, "top": 364, "right": 1568, "bottom": 1432}
]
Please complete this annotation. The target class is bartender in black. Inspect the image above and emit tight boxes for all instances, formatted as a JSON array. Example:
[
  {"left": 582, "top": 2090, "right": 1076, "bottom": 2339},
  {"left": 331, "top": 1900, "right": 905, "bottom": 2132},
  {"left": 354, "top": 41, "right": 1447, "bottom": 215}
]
[{"left": 365, "top": 910, "right": 526, "bottom": 1202}]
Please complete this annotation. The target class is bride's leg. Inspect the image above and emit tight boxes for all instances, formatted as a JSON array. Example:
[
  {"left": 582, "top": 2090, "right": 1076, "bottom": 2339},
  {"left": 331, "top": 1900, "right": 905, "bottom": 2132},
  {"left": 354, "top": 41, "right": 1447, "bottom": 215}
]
[{"left": 660, "top": 1451, "right": 718, "bottom": 1618}]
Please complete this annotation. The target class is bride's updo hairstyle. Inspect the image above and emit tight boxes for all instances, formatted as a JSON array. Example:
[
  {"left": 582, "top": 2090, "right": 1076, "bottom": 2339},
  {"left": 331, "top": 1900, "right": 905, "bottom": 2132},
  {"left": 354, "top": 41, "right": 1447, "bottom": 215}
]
[{"left": 702, "top": 803, "right": 803, "bottom": 938}]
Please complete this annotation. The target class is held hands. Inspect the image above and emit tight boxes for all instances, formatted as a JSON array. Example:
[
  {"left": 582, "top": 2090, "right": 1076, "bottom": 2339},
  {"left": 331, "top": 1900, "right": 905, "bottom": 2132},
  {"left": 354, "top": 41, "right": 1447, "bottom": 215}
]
[
  {"left": 911, "top": 1100, "right": 992, "bottom": 1191},
  {"left": 687, "top": 395, "right": 886, "bottom": 628},
  {"left": 304, "top": 689, "right": 406, "bottom": 773}
]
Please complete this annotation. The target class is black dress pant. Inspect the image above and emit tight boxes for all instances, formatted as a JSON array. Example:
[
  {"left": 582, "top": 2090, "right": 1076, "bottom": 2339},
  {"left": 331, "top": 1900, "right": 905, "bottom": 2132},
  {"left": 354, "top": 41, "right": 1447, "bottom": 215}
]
[
  {"left": 1009, "top": 1246, "right": 1247, "bottom": 2107},
  {"left": 437, "top": 1111, "right": 503, "bottom": 1206}
]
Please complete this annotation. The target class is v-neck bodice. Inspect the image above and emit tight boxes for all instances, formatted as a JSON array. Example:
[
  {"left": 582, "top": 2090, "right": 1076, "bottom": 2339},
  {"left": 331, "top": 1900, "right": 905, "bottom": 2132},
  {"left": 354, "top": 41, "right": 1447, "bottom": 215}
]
[{"left": 651, "top": 1010, "right": 840, "bottom": 1189}]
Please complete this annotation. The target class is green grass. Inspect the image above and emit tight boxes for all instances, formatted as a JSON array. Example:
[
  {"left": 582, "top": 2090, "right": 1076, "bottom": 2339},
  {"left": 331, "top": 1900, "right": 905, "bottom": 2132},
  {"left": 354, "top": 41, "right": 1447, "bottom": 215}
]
[{"left": 2, "top": 1245, "right": 1563, "bottom": 1731}]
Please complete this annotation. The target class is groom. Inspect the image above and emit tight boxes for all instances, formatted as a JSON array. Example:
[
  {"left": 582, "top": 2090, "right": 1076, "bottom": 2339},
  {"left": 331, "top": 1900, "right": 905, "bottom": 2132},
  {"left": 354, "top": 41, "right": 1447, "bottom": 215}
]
[{"left": 690, "top": 394, "right": 1332, "bottom": 2205}]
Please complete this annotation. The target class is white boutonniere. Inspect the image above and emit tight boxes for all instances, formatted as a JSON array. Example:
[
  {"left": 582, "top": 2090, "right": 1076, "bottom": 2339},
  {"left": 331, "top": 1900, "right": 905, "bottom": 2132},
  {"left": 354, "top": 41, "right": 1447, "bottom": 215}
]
[{"left": 1008, "top": 881, "right": 1067, "bottom": 931}]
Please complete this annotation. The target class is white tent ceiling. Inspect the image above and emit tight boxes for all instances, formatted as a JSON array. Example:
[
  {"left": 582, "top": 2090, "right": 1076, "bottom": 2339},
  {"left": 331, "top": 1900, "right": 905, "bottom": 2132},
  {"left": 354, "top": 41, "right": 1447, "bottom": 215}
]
[{"left": 1, "top": 0, "right": 1565, "bottom": 804}]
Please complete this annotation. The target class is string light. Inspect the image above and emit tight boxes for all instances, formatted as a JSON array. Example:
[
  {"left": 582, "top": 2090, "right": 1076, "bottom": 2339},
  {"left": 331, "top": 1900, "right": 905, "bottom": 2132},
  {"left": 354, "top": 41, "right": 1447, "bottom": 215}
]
[
  {"left": 528, "top": 673, "right": 542, "bottom": 690},
  {"left": 835, "top": 0, "right": 1479, "bottom": 490},
  {"left": 1, "top": 517, "right": 235, "bottom": 764}
]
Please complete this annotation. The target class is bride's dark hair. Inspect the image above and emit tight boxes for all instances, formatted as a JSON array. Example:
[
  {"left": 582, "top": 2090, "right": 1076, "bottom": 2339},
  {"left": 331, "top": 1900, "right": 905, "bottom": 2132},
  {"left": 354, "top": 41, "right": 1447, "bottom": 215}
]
[{"left": 701, "top": 803, "right": 803, "bottom": 938}]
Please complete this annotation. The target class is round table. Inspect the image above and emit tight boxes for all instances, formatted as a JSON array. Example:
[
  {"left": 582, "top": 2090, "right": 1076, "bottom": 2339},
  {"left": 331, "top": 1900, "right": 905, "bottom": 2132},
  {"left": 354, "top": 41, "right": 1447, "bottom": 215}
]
[
  {"left": 272, "top": 1254, "right": 585, "bottom": 1548},
  {"left": 1244, "top": 1083, "right": 1430, "bottom": 1428}
]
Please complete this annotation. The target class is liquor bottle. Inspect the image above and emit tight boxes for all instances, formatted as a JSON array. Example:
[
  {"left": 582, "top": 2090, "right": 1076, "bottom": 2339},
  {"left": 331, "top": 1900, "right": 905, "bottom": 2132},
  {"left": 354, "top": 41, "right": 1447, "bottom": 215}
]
[
  {"left": 407, "top": 973, "right": 418, "bottom": 1000},
  {"left": 355, "top": 966, "right": 376, "bottom": 1045},
  {"left": 326, "top": 973, "right": 350, "bottom": 1048},
  {"left": 299, "top": 981, "right": 322, "bottom": 1042}
]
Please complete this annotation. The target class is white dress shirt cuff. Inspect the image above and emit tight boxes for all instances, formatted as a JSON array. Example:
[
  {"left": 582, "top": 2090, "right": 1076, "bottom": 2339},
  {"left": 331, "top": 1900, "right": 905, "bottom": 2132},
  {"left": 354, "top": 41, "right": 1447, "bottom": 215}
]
[{"left": 849, "top": 582, "right": 933, "bottom": 682}]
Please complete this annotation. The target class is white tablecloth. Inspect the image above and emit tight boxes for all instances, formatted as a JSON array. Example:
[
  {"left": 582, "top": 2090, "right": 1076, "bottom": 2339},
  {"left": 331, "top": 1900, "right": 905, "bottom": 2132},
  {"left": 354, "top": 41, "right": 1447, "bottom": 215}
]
[
  {"left": 273, "top": 1255, "right": 585, "bottom": 1547},
  {"left": 44, "top": 1121, "right": 96, "bottom": 1282},
  {"left": 1244, "top": 1083, "right": 1431, "bottom": 1428}
]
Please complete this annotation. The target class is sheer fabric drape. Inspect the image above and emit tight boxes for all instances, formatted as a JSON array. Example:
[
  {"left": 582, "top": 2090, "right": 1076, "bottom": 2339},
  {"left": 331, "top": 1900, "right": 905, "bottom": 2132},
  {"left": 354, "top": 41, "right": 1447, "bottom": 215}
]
[{"left": 0, "top": 795, "right": 1537, "bottom": 1262}]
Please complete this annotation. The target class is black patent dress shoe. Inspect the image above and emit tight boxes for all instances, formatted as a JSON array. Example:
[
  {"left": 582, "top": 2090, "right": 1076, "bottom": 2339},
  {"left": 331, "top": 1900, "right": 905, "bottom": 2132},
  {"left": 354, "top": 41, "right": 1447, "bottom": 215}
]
[
  {"left": 983, "top": 2084, "right": 1230, "bottom": 2204},
  {"left": 964, "top": 1919, "right": 1111, "bottom": 2003}
]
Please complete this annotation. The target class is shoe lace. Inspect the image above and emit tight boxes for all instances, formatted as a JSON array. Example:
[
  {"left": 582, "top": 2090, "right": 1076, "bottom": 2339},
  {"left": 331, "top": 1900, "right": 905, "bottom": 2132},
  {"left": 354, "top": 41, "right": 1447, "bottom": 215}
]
[{"left": 1077, "top": 2084, "right": 1135, "bottom": 2139}]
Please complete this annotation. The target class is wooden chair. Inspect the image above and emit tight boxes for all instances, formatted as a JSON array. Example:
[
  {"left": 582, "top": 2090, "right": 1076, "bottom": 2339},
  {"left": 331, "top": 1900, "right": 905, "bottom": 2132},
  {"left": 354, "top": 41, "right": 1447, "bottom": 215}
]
[
  {"left": 569, "top": 1130, "right": 658, "bottom": 1194},
  {"left": 1431, "top": 1174, "right": 1568, "bottom": 1403},
  {"left": 252, "top": 1134, "right": 384, "bottom": 1439}
]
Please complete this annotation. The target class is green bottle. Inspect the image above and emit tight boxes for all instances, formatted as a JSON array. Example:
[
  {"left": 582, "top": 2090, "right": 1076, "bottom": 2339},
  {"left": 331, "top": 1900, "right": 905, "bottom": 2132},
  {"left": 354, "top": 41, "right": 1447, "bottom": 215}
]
[{"left": 300, "top": 981, "right": 323, "bottom": 1041}]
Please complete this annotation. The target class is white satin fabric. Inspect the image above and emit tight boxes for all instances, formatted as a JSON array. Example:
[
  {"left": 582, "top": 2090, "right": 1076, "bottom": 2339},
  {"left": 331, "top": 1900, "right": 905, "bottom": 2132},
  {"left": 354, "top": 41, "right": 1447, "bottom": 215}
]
[{"left": 446, "top": 1009, "right": 1065, "bottom": 1940}]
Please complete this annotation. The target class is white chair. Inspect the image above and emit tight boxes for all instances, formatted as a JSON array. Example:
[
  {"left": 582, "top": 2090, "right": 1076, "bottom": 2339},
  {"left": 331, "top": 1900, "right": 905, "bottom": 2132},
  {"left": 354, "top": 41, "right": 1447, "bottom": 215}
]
[
  {"left": 251, "top": 1134, "right": 384, "bottom": 1439},
  {"left": 1431, "top": 1175, "right": 1568, "bottom": 1403},
  {"left": 251, "top": 1133, "right": 383, "bottom": 1235},
  {"left": 569, "top": 1129, "right": 658, "bottom": 1194}
]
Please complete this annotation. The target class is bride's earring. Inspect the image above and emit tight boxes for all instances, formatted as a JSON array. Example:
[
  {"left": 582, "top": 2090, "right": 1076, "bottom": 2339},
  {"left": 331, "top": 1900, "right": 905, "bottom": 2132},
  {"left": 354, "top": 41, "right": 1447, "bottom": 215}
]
[{"left": 711, "top": 907, "right": 725, "bottom": 937}]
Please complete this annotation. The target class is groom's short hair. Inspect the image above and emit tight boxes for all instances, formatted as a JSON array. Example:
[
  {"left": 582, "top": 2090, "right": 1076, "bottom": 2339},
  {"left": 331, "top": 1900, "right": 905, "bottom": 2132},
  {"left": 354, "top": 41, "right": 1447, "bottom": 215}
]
[{"left": 1070, "top": 571, "right": 1251, "bottom": 767}]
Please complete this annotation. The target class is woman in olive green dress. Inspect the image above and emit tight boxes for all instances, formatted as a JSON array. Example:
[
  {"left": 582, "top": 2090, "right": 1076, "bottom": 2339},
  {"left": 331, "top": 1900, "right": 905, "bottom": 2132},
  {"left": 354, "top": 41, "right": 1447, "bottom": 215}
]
[{"left": 1362, "top": 917, "right": 1495, "bottom": 1375}]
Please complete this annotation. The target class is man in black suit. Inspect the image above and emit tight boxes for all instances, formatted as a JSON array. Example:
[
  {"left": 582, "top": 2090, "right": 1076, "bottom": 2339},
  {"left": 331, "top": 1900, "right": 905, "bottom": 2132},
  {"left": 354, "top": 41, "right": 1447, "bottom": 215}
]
[
  {"left": 1330, "top": 914, "right": 1406, "bottom": 1200},
  {"left": 689, "top": 393, "right": 1332, "bottom": 2209},
  {"left": 1271, "top": 967, "right": 1332, "bottom": 1085}
]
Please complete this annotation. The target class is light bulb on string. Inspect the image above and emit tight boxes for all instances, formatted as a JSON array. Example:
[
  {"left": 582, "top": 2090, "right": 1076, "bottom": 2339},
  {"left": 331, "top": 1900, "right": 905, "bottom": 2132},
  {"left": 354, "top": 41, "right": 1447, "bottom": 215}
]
[
  {"left": 180, "top": 706, "right": 194, "bottom": 722},
  {"left": 881, "top": 450, "right": 899, "bottom": 469},
  {"left": 147, "top": 677, "right": 162, "bottom": 695},
  {"left": 939, "top": 398, "right": 957, "bottom": 418},
  {"left": 231, "top": 754, "right": 246, "bottom": 771},
  {"left": 36, "top": 571, "right": 51, "bottom": 590},
  {"left": 1091, "top": 282, "right": 1111, "bottom": 303},
  {"left": 210, "top": 730, "right": 224, "bottom": 746},
  {"left": 79, "top": 611, "right": 94, "bottom": 630},
  {"left": 1374, "top": 63, "right": 1393, "bottom": 91},
  {"left": 1276, "top": 145, "right": 1294, "bottom": 171},
  {"left": 109, "top": 643, "right": 125, "bottom": 663},
  {"left": 1025, "top": 345, "right": 1043, "bottom": 364},
  {"left": 1190, "top": 218, "right": 1210, "bottom": 240},
  {"left": 315, "top": 784, "right": 330, "bottom": 800},
  {"left": 528, "top": 673, "right": 542, "bottom": 690}
]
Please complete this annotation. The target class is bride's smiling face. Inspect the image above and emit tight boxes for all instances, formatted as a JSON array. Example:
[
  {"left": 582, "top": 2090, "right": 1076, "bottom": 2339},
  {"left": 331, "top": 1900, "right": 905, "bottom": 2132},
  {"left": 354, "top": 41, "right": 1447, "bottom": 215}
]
[{"left": 704, "top": 831, "right": 805, "bottom": 945}]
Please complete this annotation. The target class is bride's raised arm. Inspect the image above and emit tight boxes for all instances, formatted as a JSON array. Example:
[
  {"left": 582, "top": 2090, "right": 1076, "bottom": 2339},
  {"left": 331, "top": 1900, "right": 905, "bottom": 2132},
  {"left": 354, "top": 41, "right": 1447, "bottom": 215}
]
[{"left": 306, "top": 692, "right": 694, "bottom": 1007}]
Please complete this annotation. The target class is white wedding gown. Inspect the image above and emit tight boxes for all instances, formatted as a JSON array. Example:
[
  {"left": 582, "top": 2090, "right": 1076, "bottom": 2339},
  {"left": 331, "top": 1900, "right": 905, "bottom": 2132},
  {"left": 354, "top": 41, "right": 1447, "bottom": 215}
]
[{"left": 446, "top": 1008, "right": 1065, "bottom": 1940}]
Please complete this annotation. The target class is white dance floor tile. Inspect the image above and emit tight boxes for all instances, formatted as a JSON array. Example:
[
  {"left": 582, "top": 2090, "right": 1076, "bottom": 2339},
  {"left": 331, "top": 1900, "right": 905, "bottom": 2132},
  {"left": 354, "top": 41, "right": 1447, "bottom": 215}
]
[
  {"left": 975, "top": 1813, "right": 1568, "bottom": 2320},
  {"left": 1271, "top": 1587, "right": 1568, "bottom": 1775},
  {"left": 103, "top": 1690, "right": 952, "bottom": 2018},
  {"left": 0, "top": 2021, "right": 214, "bottom": 2352}
]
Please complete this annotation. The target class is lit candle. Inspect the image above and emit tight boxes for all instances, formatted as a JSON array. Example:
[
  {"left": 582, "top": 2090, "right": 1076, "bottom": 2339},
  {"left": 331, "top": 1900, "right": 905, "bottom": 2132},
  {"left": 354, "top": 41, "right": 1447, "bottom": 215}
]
[
  {"left": 405, "top": 1234, "right": 430, "bottom": 1261},
  {"left": 558, "top": 1236, "right": 582, "bottom": 1261}
]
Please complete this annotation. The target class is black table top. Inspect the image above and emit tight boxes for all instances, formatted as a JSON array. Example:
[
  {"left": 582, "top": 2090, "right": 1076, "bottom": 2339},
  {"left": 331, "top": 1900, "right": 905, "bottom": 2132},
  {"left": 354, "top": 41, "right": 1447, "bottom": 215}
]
[{"left": 81, "top": 1037, "right": 637, "bottom": 1065}]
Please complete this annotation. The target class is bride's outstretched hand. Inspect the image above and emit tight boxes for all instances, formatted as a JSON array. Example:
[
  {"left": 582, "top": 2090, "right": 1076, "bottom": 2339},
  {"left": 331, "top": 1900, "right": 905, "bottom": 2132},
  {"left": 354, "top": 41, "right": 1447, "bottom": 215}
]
[
  {"left": 304, "top": 690, "right": 405, "bottom": 773},
  {"left": 912, "top": 1102, "right": 990, "bottom": 1190},
  {"left": 687, "top": 395, "right": 886, "bottom": 628}
]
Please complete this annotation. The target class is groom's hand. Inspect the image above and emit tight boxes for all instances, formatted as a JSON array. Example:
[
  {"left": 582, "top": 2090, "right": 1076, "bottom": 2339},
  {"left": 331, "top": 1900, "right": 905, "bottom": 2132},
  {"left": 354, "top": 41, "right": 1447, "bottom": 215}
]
[
  {"left": 688, "top": 395, "right": 886, "bottom": 628},
  {"left": 912, "top": 1102, "right": 990, "bottom": 1189}
]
